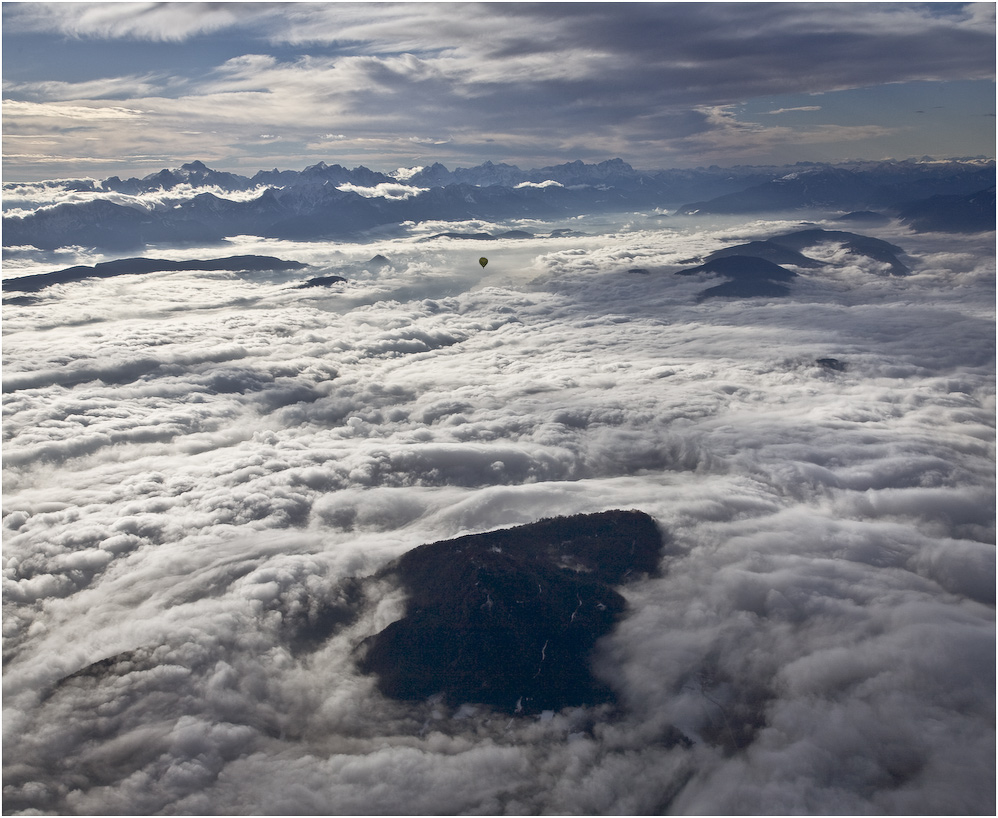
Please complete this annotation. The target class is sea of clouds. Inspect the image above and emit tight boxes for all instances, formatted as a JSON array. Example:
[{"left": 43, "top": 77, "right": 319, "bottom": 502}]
[{"left": 2, "top": 209, "right": 994, "bottom": 814}]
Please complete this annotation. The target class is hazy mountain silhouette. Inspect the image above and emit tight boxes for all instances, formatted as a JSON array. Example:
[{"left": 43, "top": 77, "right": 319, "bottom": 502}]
[
  {"left": 4, "top": 255, "right": 306, "bottom": 293},
  {"left": 833, "top": 210, "right": 892, "bottom": 226},
  {"left": 897, "top": 187, "right": 996, "bottom": 233},
  {"left": 674, "top": 227, "right": 912, "bottom": 299},
  {"left": 676, "top": 168, "right": 878, "bottom": 214},
  {"left": 677, "top": 255, "right": 798, "bottom": 281},
  {"left": 103, "top": 160, "right": 259, "bottom": 194},
  {"left": 768, "top": 229, "right": 910, "bottom": 275},
  {"left": 702, "top": 240, "right": 824, "bottom": 268},
  {"left": 675, "top": 162, "right": 994, "bottom": 216},
  {"left": 677, "top": 255, "right": 797, "bottom": 300},
  {"left": 4, "top": 159, "right": 992, "bottom": 252}
]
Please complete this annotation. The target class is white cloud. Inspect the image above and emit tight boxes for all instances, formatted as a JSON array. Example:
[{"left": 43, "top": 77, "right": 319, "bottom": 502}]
[
  {"left": 1, "top": 182, "right": 276, "bottom": 218},
  {"left": 2, "top": 210, "right": 994, "bottom": 814},
  {"left": 680, "top": 106, "right": 896, "bottom": 160},
  {"left": 390, "top": 165, "right": 424, "bottom": 181},
  {"left": 3, "top": 73, "right": 172, "bottom": 102},
  {"left": 336, "top": 182, "right": 428, "bottom": 200},
  {"left": 2, "top": 100, "right": 145, "bottom": 120},
  {"left": 515, "top": 180, "right": 564, "bottom": 189},
  {"left": 767, "top": 105, "right": 822, "bottom": 114},
  {"left": 3, "top": 1, "right": 272, "bottom": 42}
]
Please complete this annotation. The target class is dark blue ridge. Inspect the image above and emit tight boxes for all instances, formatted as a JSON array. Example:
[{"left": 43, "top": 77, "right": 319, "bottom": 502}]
[
  {"left": 677, "top": 255, "right": 798, "bottom": 281},
  {"left": 4, "top": 255, "right": 306, "bottom": 293}
]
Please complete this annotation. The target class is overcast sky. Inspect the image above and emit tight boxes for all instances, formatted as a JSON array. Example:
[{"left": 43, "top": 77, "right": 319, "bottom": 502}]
[{"left": 2, "top": 1, "right": 995, "bottom": 181}]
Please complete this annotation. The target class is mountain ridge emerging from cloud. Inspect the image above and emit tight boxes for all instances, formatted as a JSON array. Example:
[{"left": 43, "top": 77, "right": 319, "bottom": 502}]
[
  {"left": 3, "top": 255, "right": 307, "bottom": 293},
  {"left": 4, "top": 158, "right": 993, "bottom": 252},
  {"left": 23, "top": 156, "right": 995, "bottom": 194}
]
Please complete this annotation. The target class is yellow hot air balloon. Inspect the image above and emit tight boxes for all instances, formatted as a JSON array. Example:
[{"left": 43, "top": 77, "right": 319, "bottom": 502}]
[{"left": 479, "top": 257, "right": 488, "bottom": 268}]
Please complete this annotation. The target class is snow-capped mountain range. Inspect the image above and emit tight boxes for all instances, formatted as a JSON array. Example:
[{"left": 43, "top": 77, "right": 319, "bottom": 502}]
[{"left": 4, "top": 158, "right": 993, "bottom": 251}]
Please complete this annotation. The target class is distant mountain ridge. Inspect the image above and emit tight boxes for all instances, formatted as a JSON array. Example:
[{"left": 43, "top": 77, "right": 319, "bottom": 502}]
[
  {"left": 4, "top": 255, "right": 305, "bottom": 293},
  {"left": 94, "top": 157, "right": 653, "bottom": 195},
  {"left": 897, "top": 186, "right": 996, "bottom": 233},
  {"left": 676, "top": 165, "right": 996, "bottom": 216},
  {"left": 4, "top": 158, "right": 993, "bottom": 251}
]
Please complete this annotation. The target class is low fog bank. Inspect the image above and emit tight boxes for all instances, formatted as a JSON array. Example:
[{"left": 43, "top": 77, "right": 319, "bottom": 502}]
[{"left": 2, "top": 214, "right": 994, "bottom": 814}]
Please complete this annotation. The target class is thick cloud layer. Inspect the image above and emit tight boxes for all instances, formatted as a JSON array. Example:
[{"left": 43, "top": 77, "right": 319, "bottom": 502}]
[{"left": 2, "top": 212, "right": 994, "bottom": 814}]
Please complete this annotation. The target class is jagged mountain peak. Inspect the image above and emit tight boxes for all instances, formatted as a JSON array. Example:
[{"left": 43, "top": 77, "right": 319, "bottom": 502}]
[{"left": 8, "top": 158, "right": 992, "bottom": 252}]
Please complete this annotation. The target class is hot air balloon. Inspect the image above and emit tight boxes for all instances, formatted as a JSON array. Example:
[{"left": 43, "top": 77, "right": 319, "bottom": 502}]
[{"left": 479, "top": 257, "right": 488, "bottom": 268}]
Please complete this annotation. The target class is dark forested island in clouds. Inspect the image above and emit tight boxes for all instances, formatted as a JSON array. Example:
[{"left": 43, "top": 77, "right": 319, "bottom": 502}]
[{"left": 4, "top": 158, "right": 994, "bottom": 252}]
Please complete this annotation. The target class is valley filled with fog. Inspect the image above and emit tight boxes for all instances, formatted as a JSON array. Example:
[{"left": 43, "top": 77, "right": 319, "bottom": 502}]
[{"left": 3, "top": 178, "right": 995, "bottom": 814}]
